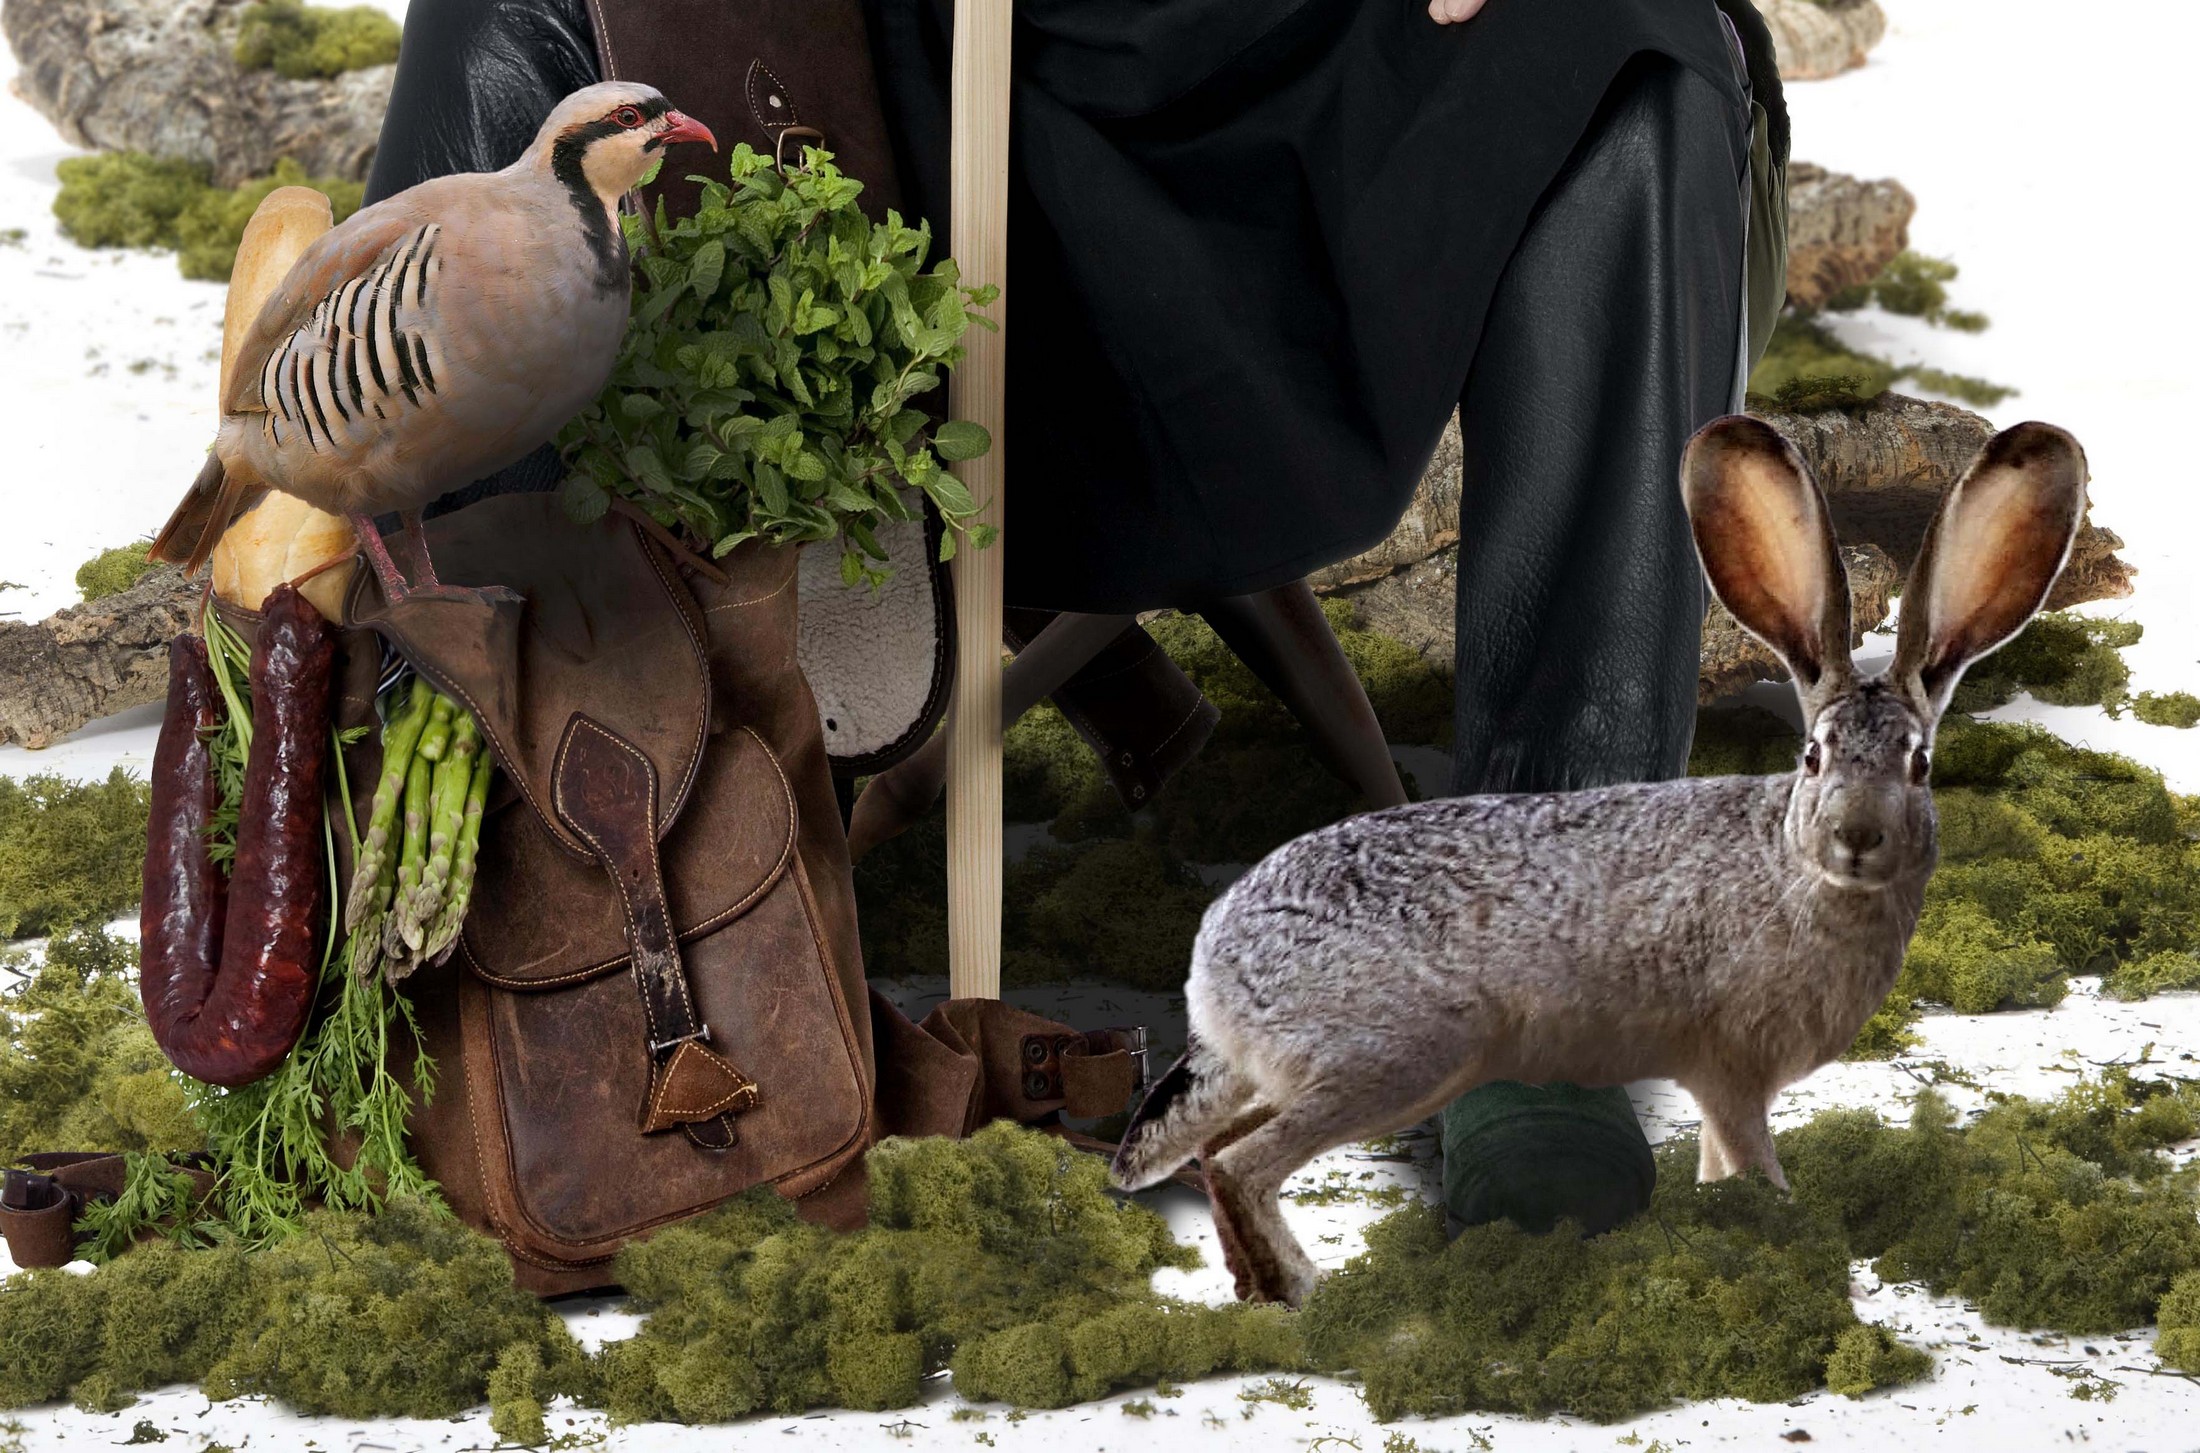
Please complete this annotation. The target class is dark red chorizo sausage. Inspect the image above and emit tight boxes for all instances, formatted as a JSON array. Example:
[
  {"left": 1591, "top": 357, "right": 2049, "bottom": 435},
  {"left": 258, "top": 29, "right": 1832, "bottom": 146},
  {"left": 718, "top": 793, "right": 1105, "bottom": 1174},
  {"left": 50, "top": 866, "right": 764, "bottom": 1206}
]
[
  {"left": 140, "top": 633, "right": 229, "bottom": 1065},
  {"left": 147, "top": 585, "right": 335, "bottom": 1087}
]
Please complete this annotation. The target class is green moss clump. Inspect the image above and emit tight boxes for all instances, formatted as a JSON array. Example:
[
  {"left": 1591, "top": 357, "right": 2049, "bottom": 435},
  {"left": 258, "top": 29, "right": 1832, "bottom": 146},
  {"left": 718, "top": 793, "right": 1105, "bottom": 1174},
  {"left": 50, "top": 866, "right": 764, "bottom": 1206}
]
[
  {"left": 1842, "top": 992, "right": 1921, "bottom": 1061},
  {"left": 0, "top": 929, "right": 201, "bottom": 1170},
  {"left": 1308, "top": 1078, "right": 2200, "bottom": 1422},
  {"left": 2133, "top": 691, "right": 2200, "bottom": 729},
  {"left": 1826, "top": 252, "right": 1967, "bottom": 322},
  {"left": 0, "top": 1199, "right": 582, "bottom": 1418},
  {"left": 1299, "top": 1155, "right": 1875, "bottom": 1422},
  {"left": 1687, "top": 705, "right": 1802, "bottom": 777},
  {"left": 1898, "top": 899, "right": 2067, "bottom": 1015},
  {"left": 1860, "top": 717, "right": 2200, "bottom": 1032},
  {"left": 50, "top": 154, "right": 208, "bottom": 250},
  {"left": 1323, "top": 599, "right": 1455, "bottom": 748},
  {"left": 1951, "top": 613, "right": 2140, "bottom": 714},
  {"left": 2102, "top": 950, "right": 2200, "bottom": 1001},
  {"left": 1896, "top": 366, "right": 2015, "bottom": 409},
  {"left": 51, "top": 153, "right": 363, "bottom": 282},
  {"left": 488, "top": 1341, "right": 552, "bottom": 1446},
  {"left": 233, "top": 0, "right": 401, "bottom": 79},
  {"left": 1748, "top": 271, "right": 2013, "bottom": 412},
  {"left": 0, "top": 770, "right": 150, "bottom": 939},
  {"left": 1004, "top": 703, "right": 1112, "bottom": 826},
  {"left": 589, "top": 1124, "right": 1298, "bottom": 1421},
  {"left": 1784, "top": 1082, "right": 2200, "bottom": 1334},
  {"left": 1747, "top": 316, "right": 1898, "bottom": 408},
  {"left": 174, "top": 159, "right": 366, "bottom": 282},
  {"left": 1823, "top": 1324, "right": 1934, "bottom": 1397},
  {"left": 74, "top": 544, "right": 156, "bottom": 602},
  {"left": 1017, "top": 841, "right": 1214, "bottom": 992},
  {"left": 2155, "top": 1270, "right": 2200, "bottom": 1372}
]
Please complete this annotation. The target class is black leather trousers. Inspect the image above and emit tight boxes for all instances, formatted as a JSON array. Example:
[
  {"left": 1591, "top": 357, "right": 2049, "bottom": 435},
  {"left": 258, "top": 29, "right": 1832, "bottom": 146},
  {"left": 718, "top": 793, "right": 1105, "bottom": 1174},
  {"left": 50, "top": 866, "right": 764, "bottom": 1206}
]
[
  {"left": 1437, "top": 50, "right": 1750, "bottom": 1236},
  {"left": 1449, "top": 52, "right": 1748, "bottom": 800}
]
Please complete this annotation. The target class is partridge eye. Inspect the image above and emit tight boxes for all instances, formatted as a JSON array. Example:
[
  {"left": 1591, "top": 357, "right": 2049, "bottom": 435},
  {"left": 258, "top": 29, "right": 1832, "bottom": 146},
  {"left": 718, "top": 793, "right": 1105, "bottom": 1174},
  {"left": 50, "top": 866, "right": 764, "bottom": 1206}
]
[
  {"left": 614, "top": 106, "right": 643, "bottom": 128},
  {"left": 1910, "top": 746, "right": 1931, "bottom": 784},
  {"left": 1803, "top": 741, "right": 1823, "bottom": 776}
]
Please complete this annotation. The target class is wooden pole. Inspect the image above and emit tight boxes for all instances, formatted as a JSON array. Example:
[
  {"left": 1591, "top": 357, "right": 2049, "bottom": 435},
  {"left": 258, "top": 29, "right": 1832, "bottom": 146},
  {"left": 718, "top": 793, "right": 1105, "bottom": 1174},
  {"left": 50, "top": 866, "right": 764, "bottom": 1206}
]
[{"left": 944, "top": 0, "right": 1012, "bottom": 1000}]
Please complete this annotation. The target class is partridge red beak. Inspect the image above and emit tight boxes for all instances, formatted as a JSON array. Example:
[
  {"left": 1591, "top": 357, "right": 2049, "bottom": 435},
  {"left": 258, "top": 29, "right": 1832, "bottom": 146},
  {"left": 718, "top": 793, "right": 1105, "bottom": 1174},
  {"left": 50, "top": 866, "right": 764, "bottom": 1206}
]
[{"left": 658, "top": 111, "right": 718, "bottom": 151}]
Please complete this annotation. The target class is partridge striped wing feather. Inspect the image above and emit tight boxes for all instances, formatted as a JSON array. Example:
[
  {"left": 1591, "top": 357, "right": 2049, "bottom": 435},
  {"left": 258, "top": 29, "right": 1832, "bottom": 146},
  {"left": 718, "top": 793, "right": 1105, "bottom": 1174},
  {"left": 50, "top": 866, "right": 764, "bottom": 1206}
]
[{"left": 254, "top": 224, "right": 451, "bottom": 456}]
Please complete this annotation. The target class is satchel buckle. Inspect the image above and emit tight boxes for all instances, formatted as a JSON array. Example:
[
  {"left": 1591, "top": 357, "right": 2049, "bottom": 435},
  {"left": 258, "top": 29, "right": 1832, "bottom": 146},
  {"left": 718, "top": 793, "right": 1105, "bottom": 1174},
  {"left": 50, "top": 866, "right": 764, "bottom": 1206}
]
[
  {"left": 650, "top": 1024, "right": 713, "bottom": 1057},
  {"left": 775, "top": 126, "right": 826, "bottom": 173}
]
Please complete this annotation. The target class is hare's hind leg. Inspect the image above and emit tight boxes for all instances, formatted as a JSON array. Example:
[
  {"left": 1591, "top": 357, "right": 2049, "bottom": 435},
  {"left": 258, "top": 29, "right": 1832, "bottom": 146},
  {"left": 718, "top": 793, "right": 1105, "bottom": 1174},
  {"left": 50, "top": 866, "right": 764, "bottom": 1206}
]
[{"left": 1206, "top": 1094, "right": 1380, "bottom": 1307}]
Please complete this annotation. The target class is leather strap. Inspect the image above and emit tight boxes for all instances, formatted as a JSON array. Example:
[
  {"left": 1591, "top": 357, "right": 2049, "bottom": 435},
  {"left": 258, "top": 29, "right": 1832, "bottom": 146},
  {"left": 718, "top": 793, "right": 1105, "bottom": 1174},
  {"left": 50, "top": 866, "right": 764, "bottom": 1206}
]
[
  {"left": 1004, "top": 609, "right": 1219, "bottom": 812},
  {"left": 1, "top": 1153, "right": 218, "bottom": 1269},
  {"left": 552, "top": 714, "right": 759, "bottom": 1150}
]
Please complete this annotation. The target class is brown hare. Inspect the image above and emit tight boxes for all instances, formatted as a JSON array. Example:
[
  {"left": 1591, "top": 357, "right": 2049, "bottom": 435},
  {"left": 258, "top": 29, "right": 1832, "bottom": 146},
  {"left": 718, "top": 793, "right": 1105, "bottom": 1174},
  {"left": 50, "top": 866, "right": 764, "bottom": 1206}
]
[{"left": 1110, "top": 415, "right": 2089, "bottom": 1305}]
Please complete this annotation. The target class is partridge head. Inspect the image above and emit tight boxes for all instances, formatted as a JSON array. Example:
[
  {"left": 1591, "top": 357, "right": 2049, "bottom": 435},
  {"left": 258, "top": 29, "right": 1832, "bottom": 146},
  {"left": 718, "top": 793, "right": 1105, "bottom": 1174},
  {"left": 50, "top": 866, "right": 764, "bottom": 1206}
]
[{"left": 150, "top": 81, "right": 715, "bottom": 606}]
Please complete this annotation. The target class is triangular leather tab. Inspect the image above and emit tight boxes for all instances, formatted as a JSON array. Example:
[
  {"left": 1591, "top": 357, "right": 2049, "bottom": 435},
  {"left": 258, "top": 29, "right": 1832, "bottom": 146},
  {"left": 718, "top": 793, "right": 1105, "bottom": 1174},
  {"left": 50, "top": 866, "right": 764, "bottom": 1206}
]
[{"left": 641, "top": 1039, "right": 761, "bottom": 1135}]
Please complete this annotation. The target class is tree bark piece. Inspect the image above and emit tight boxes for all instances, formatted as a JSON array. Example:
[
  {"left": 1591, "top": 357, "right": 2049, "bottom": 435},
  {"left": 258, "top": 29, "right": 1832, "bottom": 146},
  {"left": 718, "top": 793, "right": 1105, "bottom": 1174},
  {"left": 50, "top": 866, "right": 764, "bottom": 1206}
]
[
  {"left": 1760, "top": 0, "right": 1887, "bottom": 82},
  {"left": 1318, "top": 393, "right": 2137, "bottom": 701},
  {"left": 0, "top": 566, "right": 199, "bottom": 749},
  {"left": 2, "top": 0, "right": 391, "bottom": 187},
  {"left": 1783, "top": 162, "right": 1915, "bottom": 312}
]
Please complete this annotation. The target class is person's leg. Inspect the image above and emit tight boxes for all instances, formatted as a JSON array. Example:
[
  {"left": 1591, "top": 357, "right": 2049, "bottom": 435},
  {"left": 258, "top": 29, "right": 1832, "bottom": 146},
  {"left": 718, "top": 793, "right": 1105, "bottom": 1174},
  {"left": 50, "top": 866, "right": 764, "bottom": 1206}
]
[
  {"left": 1200, "top": 583, "right": 1409, "bottom": 811},
  {"left": 1439, "top": 52, "right": 1750, "bottom": 1237}
]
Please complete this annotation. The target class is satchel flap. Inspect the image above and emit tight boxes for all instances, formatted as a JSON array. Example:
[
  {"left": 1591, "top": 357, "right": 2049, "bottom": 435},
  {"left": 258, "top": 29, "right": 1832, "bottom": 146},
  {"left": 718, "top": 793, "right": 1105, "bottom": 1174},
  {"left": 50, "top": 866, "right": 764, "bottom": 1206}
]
[
  {"left": 458, "top": 721, "right": 796, "bottom": 987},
  {"left": 345, "top": 496, "right": 712, "bottom": 862}
]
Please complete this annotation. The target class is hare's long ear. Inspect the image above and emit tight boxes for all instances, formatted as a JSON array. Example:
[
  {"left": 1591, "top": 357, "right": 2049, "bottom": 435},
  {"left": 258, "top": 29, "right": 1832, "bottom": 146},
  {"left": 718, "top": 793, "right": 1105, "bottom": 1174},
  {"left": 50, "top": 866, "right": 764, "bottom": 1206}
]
[
  {"left": 1682, "top": 415, "right": 1854, "bottom": 708},
  {"left": 1892, "top": 421, "right": 2088, "bottom": 720}
]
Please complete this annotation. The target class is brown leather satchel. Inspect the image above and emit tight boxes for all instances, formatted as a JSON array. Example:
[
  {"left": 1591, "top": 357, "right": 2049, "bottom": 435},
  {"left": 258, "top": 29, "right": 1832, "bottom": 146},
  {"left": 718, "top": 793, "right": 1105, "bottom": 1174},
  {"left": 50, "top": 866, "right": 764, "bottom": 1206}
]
[
  {"left": 338, "top": 498, "right": 1144, "bottom": 1293},
  {"left": 0, "top": 499, "right": 1144, "bottom": 1287}
]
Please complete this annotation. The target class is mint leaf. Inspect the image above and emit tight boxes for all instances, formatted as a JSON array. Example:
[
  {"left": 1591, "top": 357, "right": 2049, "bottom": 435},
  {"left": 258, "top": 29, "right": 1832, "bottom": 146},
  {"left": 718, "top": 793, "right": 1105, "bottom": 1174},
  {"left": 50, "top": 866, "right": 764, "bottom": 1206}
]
[{"left": 931, "top": 420, "right": 991, "bottom": 462}]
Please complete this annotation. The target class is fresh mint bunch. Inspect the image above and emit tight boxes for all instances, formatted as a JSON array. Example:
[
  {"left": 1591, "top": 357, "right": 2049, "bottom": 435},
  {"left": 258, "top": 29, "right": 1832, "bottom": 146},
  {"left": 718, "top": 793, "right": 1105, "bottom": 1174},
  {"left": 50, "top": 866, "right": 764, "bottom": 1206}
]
[{"left": 558, "top": 145, "right": 998, "bottom": 588}]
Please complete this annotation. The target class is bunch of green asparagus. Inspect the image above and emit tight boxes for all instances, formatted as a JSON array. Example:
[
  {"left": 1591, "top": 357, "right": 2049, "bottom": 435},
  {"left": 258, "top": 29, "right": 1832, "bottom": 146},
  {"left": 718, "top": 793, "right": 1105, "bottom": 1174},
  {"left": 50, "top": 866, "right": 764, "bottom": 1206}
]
[{"left": 344, "top": 679, "right": 493, "bottom": 981}]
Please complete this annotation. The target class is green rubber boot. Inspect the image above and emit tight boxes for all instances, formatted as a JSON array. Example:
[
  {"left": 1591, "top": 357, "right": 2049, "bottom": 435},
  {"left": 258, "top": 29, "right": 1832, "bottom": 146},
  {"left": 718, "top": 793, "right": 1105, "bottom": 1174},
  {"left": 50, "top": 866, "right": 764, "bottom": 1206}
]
[{"left": 1439, "top": 1081, "right": 1655, "bottom": 1236}]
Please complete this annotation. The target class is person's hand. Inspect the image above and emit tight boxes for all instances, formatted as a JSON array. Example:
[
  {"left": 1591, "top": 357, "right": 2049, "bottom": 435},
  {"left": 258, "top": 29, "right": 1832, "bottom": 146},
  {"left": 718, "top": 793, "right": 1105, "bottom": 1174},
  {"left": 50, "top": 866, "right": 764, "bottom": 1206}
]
[{"left": 1429, "top": 0, "right": 1491, "bottom": 22}]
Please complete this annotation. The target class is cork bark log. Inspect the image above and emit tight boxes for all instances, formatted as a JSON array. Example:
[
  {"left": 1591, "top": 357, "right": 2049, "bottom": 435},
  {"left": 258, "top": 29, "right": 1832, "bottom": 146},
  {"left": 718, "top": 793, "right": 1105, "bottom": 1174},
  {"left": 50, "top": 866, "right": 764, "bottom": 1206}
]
[
  {"left": 2, "top": 0, "right": 390, "bottom": 187},
  {"left": 0, "top": 566, "right": 198, "bottom": 748},
  {"left": 1318, "top": 393, "right": 2136, "bottom": 703},
  {"left": 1760, "top": 0, "right": 1887, "bottom": 81},
  {"left": 1783, "top": 162, "right": 1916, "bottom": 312}
]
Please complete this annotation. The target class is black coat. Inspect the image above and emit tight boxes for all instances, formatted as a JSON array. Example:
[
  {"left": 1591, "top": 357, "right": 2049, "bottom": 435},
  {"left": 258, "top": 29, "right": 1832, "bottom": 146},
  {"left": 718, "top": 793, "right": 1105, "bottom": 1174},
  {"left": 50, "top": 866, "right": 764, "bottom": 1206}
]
[
  {"left": 865, "top": 0, "right": 1748, "bottom": 611},
  {"left": 371, "top": 0, "right": 1752, "bottom": 614}
]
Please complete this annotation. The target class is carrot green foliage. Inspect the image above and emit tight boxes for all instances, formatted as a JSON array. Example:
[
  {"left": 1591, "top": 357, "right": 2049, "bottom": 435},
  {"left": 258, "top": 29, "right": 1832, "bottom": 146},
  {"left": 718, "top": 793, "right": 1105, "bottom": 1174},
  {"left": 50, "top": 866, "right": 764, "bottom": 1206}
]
[
  {"left": 560, "top": 145, "right": 998, "bottom": 589},
  {"left": 184, "top": 611, "right": 440, "bottom": 1246}
]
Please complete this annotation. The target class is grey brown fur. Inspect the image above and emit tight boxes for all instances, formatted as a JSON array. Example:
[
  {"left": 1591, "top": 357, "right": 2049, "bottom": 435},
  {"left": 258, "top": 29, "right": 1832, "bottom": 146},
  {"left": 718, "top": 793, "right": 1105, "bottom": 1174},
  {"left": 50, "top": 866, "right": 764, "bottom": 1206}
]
[{"left": 1111, "top": 416, "right": 2090, "bottom": 1306}]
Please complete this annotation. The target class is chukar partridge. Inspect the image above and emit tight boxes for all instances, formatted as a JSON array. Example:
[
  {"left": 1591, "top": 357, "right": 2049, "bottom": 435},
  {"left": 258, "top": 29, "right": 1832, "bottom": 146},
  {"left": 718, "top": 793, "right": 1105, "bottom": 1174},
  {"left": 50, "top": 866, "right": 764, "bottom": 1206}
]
[{"left": 150, "top": 81, "right": 715, "bottom": 604}]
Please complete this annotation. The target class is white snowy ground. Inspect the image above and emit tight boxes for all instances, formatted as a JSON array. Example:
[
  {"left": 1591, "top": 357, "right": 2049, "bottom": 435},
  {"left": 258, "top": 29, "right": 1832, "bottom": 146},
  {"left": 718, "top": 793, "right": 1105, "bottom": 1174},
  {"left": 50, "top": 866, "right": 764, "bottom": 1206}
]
[{"left": 8, "top": 0, "right": 2200, "bottom": 1449}]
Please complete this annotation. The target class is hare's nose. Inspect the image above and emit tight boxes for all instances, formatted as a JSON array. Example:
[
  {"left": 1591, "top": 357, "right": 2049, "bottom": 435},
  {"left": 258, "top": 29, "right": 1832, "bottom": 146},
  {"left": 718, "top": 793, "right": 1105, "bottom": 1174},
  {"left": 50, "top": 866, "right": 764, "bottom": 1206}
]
[{"left": 1835, "top": 823, "right": 1886, "bottom": 855}]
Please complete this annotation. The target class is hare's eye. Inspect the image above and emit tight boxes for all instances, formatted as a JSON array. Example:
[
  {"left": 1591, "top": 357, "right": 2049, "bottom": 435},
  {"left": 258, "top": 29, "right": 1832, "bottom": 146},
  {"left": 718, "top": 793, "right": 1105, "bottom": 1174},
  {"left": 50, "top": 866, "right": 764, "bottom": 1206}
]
[
  {"left": 614, "top": 106, "right": 643, "bottom": 129},
  {"left": 1803, "top": 741, "right": 1823, "bottom": 776},
  {"left": 1911, "top": 746, "right": 1931, "bottom": 784}
]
